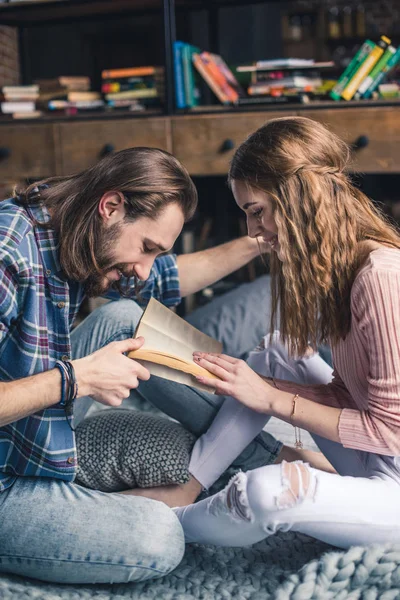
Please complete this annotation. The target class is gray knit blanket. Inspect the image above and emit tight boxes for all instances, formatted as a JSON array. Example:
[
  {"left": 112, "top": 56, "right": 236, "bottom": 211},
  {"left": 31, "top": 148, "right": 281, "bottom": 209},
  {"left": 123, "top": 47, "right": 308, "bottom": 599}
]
[{"left": 1, "top": 535, "right": 399, "bottom": 599}]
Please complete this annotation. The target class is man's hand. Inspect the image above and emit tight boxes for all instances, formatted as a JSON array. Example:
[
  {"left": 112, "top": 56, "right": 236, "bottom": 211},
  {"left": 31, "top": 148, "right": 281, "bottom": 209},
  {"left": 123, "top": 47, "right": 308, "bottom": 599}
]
[
  {"left": 193, "top": 351, "right": 275, "bottom": 414},
  {"left": 73, "top": 337, "right": 150, "bottom": 406}
]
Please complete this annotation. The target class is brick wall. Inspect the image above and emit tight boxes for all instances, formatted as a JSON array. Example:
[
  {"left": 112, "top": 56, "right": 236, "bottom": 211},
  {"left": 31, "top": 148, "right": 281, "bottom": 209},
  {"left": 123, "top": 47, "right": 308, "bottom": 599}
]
[{"left": 0, "top": 25, "right": 20, "bottom": 87}]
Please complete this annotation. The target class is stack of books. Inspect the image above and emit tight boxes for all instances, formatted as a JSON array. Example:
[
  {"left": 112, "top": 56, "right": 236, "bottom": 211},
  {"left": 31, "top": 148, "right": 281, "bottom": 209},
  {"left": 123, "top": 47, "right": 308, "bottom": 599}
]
[
  {"left": 35, "top": 76, "right": 104, "bottom": 113},
  {"left": 237, "top": 59, "right": 335, "bottom": 101},
  {"left": 330, "top": 36, "right": 400, "bottom": 101},
  {"left": 173, "top": 46, "right": 335, "bottom": 108},
  {"left": 101, "top": 66, "right": 164, "bottom": 111},
  {"left": 1, "top": 85, "right": 41, "bottom": 119}
]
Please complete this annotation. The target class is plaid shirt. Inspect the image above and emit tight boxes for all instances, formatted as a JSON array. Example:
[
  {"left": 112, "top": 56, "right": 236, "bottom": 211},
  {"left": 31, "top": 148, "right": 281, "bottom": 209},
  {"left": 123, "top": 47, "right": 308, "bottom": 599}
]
[{"left": 0, "top": 197, "right": 181, "bottom": 492}]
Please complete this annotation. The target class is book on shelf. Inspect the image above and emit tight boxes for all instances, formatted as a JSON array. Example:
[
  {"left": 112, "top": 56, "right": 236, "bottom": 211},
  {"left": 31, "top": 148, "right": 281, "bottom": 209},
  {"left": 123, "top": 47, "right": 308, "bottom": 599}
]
[
  {"left": 192, "top": 51, "right": 245, "bottom": 104},
  {"left": 2, "top": 85, "right": 39, "bottom": 98},
  {"left": 330, "top": 40, "right": 376, "bottom": 100},
  {"left": 378, "top": 83, "right": 400, "bottom": 98},
  {"left": 356, "top": 45, "right": 399, "bottom": 98},
  {"left": 35, "top": 76, "right": 90, "bottom": 92},
  {"left": 67, "top": 91, "right": 101, "bottom": 102},
  {"left": 237, "top": 94, "right": 311, "bottom": 106},
  {"left": 1, "top": 85, "right": 39, "bottom": 117},
  {"left": 101, "top": 66, "right": 162, "bottom": 79},
  {"left": 237, "top": 61, "right": 335, "bottom": 73},
  {"left": 104, "top": 88, "right": 158, "bottom": 101},
  {"left": 1, "top": 101, "right": 36, "bottom": 114},
  {"left": 341, "top": 36, "right": 391, "bottom": 100},
  {"left": 363, "top": 47, "right": 400, "bottom": 99},
  {"left": 252, "top": 58, "right": 315, "bottom": 69},
  {"left": 101, "top": 77, "right": 157, "bottom": 94},
  {"left": 173, "top": 41, "right": 187, "bottom": 109},
  {"left": 182, "top": 43, "right": 201, "bottom": 108},
  {"left": 47, "top": 99, "right": 104, "bottom": 111},
  {"left": 248, "top": 76, "right": 322, "bottom": 95},
  {"left": 173, "top": 41, "right": 203, "bottom": 109},
  {"left": 12, "top": 110, "right": 43, "bottom": 120},
  {"left": 128, "top": 298, "right": 222, "bottom": 391},
  {"left": 101, "top": 66, "right": 164, "bottom": 110}
]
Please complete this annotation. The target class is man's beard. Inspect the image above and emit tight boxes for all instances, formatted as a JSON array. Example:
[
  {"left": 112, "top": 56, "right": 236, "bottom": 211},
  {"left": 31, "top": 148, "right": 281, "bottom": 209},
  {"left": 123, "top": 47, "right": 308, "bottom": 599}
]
[{"left": 83, "top": 221, "right": 135, "bottom": 298}]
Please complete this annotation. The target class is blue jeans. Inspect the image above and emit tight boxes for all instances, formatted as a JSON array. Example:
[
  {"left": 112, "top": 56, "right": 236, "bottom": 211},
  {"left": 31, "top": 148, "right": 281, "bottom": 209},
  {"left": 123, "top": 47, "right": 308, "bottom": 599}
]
[{"left": 0, "top": 276, "right": 281, "bottom": 584}]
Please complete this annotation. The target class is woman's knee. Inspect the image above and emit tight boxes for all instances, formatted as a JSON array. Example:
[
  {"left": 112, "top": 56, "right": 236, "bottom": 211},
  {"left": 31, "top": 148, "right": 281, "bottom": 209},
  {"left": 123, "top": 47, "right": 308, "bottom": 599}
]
[{"left": 219, "top": 462, "right": 317, "bottom": 525}]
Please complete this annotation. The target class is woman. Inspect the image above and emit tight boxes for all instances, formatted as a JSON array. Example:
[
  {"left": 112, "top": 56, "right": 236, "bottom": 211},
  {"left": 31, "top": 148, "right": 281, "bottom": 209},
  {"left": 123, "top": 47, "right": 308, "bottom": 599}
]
[{"left": 172, "top": 116, "right": 400, "bottom": 549}]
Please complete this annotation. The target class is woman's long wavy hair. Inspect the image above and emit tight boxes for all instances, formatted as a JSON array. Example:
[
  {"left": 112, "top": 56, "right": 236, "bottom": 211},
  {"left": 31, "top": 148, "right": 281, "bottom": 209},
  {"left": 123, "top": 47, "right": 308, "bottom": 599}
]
[
  {"left": 229, "top": 116, "right": 400, "bottom": 355},
  {"left": 16, "top": 147, "right": 197, "bottom": 283}
]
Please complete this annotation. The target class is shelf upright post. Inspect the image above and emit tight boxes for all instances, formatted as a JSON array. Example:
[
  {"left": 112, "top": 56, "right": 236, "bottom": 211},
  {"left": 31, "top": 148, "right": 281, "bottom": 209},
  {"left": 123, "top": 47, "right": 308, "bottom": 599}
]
[{"left": 163, "top": 0, "right": 176, "bottom": 115}]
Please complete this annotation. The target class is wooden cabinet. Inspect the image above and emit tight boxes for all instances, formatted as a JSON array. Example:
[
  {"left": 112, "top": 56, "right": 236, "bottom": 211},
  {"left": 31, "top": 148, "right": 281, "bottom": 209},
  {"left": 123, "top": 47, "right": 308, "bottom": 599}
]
[
  {"left": 172, "top": 106, "right": 400, "bottom": 176},
  {"left": 171, "top": 112, "right": 286, "bottom": 176},
  {"left": 56, "top": 117, "right": 171, "bottom": 174},
  {"left": 0, "top": 123, "right": 56, "bottom": 178},
  {"left": 0, "top": 105, "right": 398, "bottom": 180},
  {"left": 302, "top": 107, "right": 400, "bottom": 173}
]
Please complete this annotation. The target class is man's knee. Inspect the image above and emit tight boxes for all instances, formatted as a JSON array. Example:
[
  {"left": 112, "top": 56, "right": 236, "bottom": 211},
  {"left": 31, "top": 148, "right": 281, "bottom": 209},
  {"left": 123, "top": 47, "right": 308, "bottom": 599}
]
[
  {"left": 93, "top": 298, "right": 143, "bottom": 325},
  {"left": 126, "top": 501, "right": 185, "bottom": 579},
  {"left": 85, "top": 298, "right": 143, "bottom": 342}
]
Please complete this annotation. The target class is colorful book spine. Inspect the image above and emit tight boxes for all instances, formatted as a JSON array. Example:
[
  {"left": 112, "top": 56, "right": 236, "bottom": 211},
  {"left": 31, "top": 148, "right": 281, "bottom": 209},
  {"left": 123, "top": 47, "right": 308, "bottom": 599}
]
[
  {"left": 363, "top": 46, "right": 400, "bottom": 98},
  {"left": 355, "top": 45, "right": 397, "bottom": 97},
  {"left": 101, "top": 67, "right": 158, "bottom": 79},
  {"left": 101, "top": 80, "right": 155, "bottom": 93},
  {"left": 329, "top": 40, "right": 375, "bottom": 101},
  {"left": 192, "top": 53, "right": 230, "bottom": 104},
  {"left": 201, "top": 52, "right": 239, "bottom": 102},
  {"left": 182, "top": 44, "right": 200, "bottom": 107},
  {"left": 173, "top": 41, "right": 187, "bottom": 109},
  {"left": 341, "top": 36, "right": 391, "bottom": 100},
  {"left": 105, "top": 89, "right": 158, "bottom": 100}
]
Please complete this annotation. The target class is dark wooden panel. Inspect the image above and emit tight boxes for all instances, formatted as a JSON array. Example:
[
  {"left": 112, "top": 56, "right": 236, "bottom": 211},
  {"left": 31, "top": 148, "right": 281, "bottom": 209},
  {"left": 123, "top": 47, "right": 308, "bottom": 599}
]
[
  {"left": 0, "top": 123, "right": 56, "bottom": 178},
  {"left": 301, "top": 107, "right": 400, "bottom": 173},
  {"left": 171, "top": 111, "right": 290, "bottom": 175},
  {"left": 58, "top": 117, "right": 170, "bottom": 174}
]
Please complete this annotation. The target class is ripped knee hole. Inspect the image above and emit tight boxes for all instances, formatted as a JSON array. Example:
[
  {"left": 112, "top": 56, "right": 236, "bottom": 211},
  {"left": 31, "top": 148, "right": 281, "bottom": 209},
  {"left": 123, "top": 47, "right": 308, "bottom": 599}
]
[{"left": 212, "top": 462, "right": 317, "bottom": 521}]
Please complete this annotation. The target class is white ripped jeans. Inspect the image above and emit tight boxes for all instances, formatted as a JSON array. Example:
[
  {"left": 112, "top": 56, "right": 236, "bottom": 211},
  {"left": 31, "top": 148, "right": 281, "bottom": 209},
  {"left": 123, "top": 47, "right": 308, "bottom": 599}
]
[{"left": 174, "top": 335, "right": 400, "bottom": 549}]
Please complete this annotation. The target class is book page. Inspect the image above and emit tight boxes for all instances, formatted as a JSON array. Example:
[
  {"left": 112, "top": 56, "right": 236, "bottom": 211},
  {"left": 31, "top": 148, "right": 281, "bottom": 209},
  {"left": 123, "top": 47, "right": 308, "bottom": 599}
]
[{"left": 133, "top": 298, "right": 222, "bottom": 391}]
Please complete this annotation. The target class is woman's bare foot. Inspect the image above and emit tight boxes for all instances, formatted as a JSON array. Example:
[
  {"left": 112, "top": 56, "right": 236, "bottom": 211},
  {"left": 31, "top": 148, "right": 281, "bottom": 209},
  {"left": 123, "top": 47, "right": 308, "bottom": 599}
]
[
  {"left": 119, "top": 475, "right": 203, "bottom": 508},
  {"left": 275, "top": 444, "right": 337, "bottom": 473}
]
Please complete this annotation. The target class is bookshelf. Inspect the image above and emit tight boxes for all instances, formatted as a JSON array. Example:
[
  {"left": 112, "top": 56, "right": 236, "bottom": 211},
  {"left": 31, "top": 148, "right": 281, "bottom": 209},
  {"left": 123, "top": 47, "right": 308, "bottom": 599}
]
[{"left": 0, "top": 0, "right": 398, "bottom": 178}]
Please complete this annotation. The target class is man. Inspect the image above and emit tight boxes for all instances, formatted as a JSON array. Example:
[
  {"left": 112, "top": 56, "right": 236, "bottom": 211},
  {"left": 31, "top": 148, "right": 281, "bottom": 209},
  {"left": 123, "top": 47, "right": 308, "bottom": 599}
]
[{"left": 0, "top": 147, "right": 280, "bottom": 585}]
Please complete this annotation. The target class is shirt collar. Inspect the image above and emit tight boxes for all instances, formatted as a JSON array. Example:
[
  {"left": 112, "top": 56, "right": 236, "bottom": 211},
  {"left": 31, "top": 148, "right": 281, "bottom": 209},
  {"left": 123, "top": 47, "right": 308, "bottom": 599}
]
[{"left": 25, "top": 200, "right": 63, "bottom": 278}]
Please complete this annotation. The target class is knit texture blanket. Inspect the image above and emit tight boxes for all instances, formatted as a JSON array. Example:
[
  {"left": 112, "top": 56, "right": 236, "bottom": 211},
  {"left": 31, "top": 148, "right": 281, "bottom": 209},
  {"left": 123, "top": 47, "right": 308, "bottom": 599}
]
[{"left": 1, "top": 535, "right": 399, "bottom": 599}]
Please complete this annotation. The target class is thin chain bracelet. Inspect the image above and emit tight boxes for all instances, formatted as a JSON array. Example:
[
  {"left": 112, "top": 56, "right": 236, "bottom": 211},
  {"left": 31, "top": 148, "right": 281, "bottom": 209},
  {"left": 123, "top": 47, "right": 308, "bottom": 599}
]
[{"left": 290, "top": 393, "right": 303, "bottom": 449}]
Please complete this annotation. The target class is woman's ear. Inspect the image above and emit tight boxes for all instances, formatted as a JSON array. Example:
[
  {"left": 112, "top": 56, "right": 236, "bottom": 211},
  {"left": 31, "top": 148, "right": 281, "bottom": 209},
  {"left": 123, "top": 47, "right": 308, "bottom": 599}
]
[{"left": 98, "top": 191, "right": 126, "bottom": 224}]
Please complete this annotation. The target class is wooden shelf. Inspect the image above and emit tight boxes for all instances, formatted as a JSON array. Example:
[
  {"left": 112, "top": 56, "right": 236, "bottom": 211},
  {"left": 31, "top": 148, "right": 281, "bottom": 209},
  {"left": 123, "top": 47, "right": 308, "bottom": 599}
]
[
  {"left": 0, "top": 0, "right": 163, "bottom": 25},
  {"left": 0, "top": 98, "right": 399, "bottom": 125}
]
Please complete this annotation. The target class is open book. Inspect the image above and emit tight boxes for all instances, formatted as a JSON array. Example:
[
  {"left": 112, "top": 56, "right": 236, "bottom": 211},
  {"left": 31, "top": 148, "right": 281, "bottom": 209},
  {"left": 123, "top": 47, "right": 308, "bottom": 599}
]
[{"left": 128, "top": 298, "right": 222, "bottom": 391}]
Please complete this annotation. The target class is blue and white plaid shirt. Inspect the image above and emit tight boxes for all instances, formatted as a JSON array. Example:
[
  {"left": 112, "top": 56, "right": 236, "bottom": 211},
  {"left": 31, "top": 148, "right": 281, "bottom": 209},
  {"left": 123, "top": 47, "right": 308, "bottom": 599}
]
[{"left": 0, "top": 197, "right": 181, "bottom": 492}]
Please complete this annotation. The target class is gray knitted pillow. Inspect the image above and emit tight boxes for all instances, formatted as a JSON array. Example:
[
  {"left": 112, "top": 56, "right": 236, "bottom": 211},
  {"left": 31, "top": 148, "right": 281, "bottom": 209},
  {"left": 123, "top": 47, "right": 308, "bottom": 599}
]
[{"left": 75, "top": 409, "right": 196, "bottom": 492}]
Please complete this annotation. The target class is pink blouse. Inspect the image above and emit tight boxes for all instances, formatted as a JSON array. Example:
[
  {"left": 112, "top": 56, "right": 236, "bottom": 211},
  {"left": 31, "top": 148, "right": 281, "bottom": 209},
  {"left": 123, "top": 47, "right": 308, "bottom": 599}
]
[{"left": 274, "top": 247, "right": 400, "bottom": 456}]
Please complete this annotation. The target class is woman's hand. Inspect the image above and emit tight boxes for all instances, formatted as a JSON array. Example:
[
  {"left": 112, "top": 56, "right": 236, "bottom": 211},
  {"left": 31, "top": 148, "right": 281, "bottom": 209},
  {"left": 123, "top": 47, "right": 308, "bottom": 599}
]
[{"left": 193, "top": 351, "right": 274, "bottom": 413}]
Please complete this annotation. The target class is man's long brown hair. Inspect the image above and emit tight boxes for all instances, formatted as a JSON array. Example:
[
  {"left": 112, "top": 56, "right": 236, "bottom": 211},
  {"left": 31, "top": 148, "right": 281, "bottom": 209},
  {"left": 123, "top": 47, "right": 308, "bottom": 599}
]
[
  {"left": 229, "top": 116, "right": 400, "bottom": 355},
  {"left": 16, "top": 147, "right": 198, "bottom": 282}
]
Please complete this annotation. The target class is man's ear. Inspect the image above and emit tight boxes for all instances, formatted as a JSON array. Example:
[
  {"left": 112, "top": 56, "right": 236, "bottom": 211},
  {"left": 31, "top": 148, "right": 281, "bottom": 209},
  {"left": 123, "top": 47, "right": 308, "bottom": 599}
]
[{"left": 98, "top": 191, "right": 126, "bottom": 224}]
